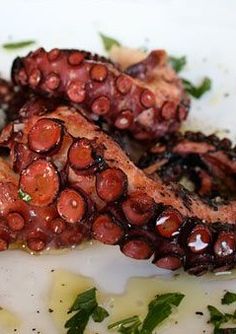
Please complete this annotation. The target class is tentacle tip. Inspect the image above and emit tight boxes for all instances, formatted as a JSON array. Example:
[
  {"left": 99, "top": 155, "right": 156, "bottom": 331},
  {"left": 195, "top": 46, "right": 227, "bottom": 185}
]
[{"left": 11, "top": 57, "right": 24, "bottom": 84}]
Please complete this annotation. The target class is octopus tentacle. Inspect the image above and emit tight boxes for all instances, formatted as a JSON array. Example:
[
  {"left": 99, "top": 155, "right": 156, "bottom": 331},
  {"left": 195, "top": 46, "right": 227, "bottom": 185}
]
[
  {"left": 11, "top": 48, "right": 189, "bottom": 140},
  {"left": 125, "top": 49, "right": 190, "bottom": 121},
  {"left": 0, "top": 78, "right": 59, "bottom": 124},
  {"left": 0, "top": 78, "right": 30, "bottom": 123},
  {"left": 0, "top": 101, "right": 235, "bottom": 274},
  {"left": 139, "top": 131, "right": 236, "bottom": 200}
]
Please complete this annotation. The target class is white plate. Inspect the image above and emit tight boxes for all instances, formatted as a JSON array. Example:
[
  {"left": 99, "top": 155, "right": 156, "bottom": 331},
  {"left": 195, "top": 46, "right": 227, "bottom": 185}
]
[{"left": 0, "top": 1, "right": 236, "bottom": 333}]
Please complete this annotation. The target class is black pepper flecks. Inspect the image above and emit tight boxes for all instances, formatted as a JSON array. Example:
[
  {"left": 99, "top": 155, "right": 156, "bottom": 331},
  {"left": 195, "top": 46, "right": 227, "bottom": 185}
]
[{"left": 196, "top": 311, "right": 204, "bottom": 316}]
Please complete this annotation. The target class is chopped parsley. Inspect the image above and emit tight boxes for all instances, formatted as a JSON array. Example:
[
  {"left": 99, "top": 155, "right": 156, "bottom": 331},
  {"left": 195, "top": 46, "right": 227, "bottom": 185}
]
[
  {"left": 108, "top": 293, "right": 184, "bottom": 334},
  {"left": 141, "top": 293, "right": 184, "bottom": 334},
  {"left": 2, "top": 40, "right": 36, "bottom": 50},
  {"left": 208, "top": 291, "right": 236, "bottom": 333},
  {"left": 169, "top": 56, "right": 187, "bottom": 73},
  {"left": 65, "top": 287, "right": 109, "bottom": 334},
  {"left": 99, "top": 33, "right": 121, "bottom": 52},
  {"left": 108, "top": 315, "right": 141, "bottom": 334},
  {"left": 182, "top": 77, "right": 212, "bottom": 98},
  {"left": 222, "top": 292, "right": 236, "bottom": 305},
  {"left": 92, "top": 305, "right": 109, "bottom": 322},
  {"left": 99, "top": 34, "right": 212, "bottom": 99},
  {"left": 18, "top": 189, "right": 32, "bottom": 202}
]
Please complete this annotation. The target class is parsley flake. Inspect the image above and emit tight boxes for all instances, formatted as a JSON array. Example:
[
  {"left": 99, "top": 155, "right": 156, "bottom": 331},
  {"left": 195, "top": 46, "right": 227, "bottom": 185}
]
[
  {"left": 2, "top": 40, "right": 36, "bottom": 50},
  {"left": 208, "top": 305, "right": 236, "bottom": 332},
  {"left": 108, "top": 293, "right": 184, "bottom": 334},
  {"left": 169, "top": 56, "right": 186, "bottom": 73},
  {"left": 140, "top": 293, "right": 185, "bottom": 334},
  {"left": 18, "top": 189, "right": 32, "bottom": 202},
  {"left": 182, "top": 77, "right": 212, "bottom": 98},
  {"left": 222, "top": 292, "right": 236, "bottom": 305},
  {"left": 65, "top": 287, "right": 109, "bottom": 334},
  {"left": 99, "top": 33, "right": 121, "bottom": 52},
  {"left": 92, "top": 306, "right": 109, "bottom": 322},
  {"left": 108, "top": 315, "right": 141, "bottom": 334}
]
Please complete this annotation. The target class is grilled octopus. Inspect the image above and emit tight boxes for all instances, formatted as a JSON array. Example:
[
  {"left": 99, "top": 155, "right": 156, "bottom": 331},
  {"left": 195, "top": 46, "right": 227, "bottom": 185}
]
[
  {"left": 139, "top": 131, "right": 236, "bottom": 201},
  {"left": 0, "top": 78, "right": 30, "bottom": 122},
  {"left": 0, "top": 47, "right": 235, "bottom": 276},
  {"left": 0, "top": 99, "right": 235, "bottom": 276},
  {"left": 11, "top": 48, "right": 190, "bottom": 141}
]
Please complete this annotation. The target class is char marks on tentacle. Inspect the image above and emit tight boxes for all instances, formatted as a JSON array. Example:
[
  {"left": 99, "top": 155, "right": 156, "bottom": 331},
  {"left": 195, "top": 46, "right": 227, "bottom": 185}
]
[
  {"left": 11, "top": 48, "right": 189, "bottom": 140},
  {"left": 139, "top": 131, "right": 236, "bottom": 202},
  {"left": 0, "top": 101, "right": 235, "bottom": 275},
  {"left": 0, "top": 78, "right": 29, "bottom": 123}
]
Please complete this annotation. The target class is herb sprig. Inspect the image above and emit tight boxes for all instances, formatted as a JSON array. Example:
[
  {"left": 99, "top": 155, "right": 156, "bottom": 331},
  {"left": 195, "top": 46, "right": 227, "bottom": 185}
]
[
  {"left": 169, "top": 56, "right": 186, "bottom": 73},
  {"left": 208, "top": 291, "right": 236, "bottom": 334},
  {"left": 182, "top": 77, "right": 212, "bottom": 98},
  {"left": 222, "top": 292, "right": 236, "bottom": 305},
  {"left": 99, "top": 33, "right": 121, "bottom": 52},
  {"left": 99, "top": 32, "right": 211, "bottom": 99},
  {"left": 108, "top": 315, "right": 142, "bottom": 334},
  {"left": 65, "top": 287, "right": 109, "bottom": 334},
  {"left": 2, "top": 40, "right": 36, "bottom": 50},
  {"left": 108, "top": 293, "right": 184, "bottom": 334}
]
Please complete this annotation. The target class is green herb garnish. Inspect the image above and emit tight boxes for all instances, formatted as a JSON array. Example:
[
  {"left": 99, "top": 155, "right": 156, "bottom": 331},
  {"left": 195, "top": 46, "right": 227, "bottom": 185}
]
[
  {"left": 169, "top": 56, "right": 186, "bottom": 73},
  {"left": 108, "top": 293, "right": 184, "bottom": 334},
  {"left": 222, "top": 292, "right": 236, "bottom": 305},
  {"left": 208, "top": 305, "right": 229, "bottom": 328},
  {"left": 65, "top": 309, "right": 90, "bottom": 334},
  {"left": 108, "top": 315, "right": 142, "bottom": 334},
  {"left": 92, "top": 306, "right": 109, "bottom": 322},
  {"left": 99, "top": 33, "right": 121, "bottom": 52},
  {"left": 69, "top": 287, "right": 97, "bottom": 312},
  {"left": 65, "top": 287, "right": 109, "bottom": 334},
  {"left": 18, "top": 189, "right": 32, "bottom": 202},
  {"left": 182, "top": 77, "right": 212, "bottom": 98},
  {"left": 140, "top": 293, "right": 185, "bottom": 334},
  {"left": 2, "top": 40, "right": 36, "bottom": 50},
  {"left": 208, "top": 305, "right": 236, "bottom": 333}
]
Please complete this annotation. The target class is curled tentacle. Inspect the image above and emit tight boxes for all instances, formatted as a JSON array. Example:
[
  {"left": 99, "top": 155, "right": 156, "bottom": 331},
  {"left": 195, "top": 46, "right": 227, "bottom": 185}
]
[
  {"left": 11, "top": 48, "right": 190, "bottom": 141},
  {"left": 0, "top": 101, "right": 235, "bottom": 275},
  {"left": 125, "top": 49, "right": 190, "bottom": 121}
]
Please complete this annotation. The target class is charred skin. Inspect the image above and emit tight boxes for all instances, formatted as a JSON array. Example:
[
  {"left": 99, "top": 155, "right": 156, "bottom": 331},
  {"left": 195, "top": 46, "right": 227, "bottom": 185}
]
[
  {"left": 0, "top": 101, "right": 235, "bottom": 275},
  {"left": 0, "top": 77, "right": 63, "bottom": 125},
  {"left": 11, "top": 48, "right": 189, "bottom": 141},
  {"left": 0, "top": 78, "right": 30, "bottom": 122},
  {"left": 139, "top": 132, "right": 236, "bottom": 201}
]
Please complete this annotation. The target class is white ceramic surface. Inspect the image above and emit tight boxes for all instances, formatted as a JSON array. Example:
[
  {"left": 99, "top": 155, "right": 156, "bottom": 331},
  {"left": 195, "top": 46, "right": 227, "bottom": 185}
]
[{"left": 0, "top": 1, "right": 236, "bottom": 333}]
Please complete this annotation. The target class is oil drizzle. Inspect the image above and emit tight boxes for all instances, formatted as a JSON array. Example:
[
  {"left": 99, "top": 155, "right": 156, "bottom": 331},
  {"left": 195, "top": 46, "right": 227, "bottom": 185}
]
[
  {"left": 48, "top": 270, "right": 236, "bottom": 334},
  {"left": 0, "top": 307, "right": 21, "bottom": 333}
]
